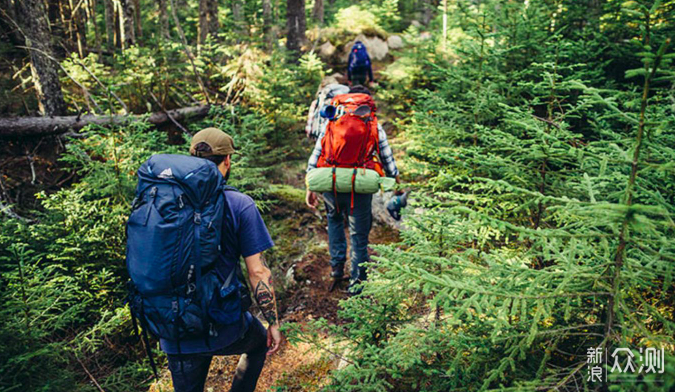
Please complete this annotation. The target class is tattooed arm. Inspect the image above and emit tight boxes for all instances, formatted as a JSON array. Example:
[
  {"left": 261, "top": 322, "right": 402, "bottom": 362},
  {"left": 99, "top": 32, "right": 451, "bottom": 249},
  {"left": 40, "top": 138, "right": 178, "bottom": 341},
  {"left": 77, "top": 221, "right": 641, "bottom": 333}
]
[{"left": 244, "top": 252, "right": 282, "bottom": 354}]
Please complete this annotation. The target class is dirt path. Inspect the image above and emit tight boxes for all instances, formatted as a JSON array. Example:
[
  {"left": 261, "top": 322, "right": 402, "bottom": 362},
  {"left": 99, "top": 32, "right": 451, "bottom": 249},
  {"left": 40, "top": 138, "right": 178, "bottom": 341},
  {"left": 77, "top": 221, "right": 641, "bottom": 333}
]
[
  {"left": 149, "top": 169, "right": 400, "bottom": 392},
  {"left": 151, "top": 66, "right": 402, "bottom": 392}
]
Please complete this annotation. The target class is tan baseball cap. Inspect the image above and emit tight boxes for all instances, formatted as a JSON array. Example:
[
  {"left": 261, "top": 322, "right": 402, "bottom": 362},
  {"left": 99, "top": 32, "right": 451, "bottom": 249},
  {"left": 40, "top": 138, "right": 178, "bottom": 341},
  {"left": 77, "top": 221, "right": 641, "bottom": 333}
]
[{"left": 190, "top": 127, "right": 237, "bottom": 157}]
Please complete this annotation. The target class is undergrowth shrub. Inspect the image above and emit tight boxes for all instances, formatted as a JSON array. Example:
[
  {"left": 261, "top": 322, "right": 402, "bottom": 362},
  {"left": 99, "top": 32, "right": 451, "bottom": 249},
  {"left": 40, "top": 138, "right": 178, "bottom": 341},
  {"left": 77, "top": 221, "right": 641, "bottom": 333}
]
[
  {"left": 0, "top": 106, "right": 278, "bottom": 391},
  {"left": 290, "top": 1, "right": 675, "bottom": 391}
]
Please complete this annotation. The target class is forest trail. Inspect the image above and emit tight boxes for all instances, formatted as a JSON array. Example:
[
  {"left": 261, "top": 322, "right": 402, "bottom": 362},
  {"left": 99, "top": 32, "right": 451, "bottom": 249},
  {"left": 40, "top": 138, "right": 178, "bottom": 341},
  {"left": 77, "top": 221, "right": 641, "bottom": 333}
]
[{"left": 150, "top": 66, "right": 403, "bottom": 392}]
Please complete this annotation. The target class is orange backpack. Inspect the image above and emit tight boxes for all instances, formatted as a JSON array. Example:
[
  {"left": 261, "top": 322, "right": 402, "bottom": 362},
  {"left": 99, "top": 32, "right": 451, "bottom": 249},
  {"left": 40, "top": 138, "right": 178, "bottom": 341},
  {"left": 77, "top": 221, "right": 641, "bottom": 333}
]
[{"left": 317, "top": 93, "right": 384, "bottom": 176}]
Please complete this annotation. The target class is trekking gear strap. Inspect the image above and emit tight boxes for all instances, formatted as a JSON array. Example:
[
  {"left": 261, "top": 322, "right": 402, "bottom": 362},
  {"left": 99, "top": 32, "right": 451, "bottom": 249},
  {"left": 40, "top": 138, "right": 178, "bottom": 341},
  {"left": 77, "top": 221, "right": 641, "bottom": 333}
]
[
  {"left": 350, "top": 168, "right": 357, "bottom": 214},
  {"left": 139, "top": 315, "right": 159, "bottom": 379},
  {"left": 332, "top": 167, "right": 339, "bottom": 214}
]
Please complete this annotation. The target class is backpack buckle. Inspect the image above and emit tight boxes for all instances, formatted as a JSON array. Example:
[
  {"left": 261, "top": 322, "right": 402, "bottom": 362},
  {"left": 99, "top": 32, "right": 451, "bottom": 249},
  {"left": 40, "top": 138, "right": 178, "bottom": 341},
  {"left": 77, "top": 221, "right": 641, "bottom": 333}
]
[
  {"left": 194, "top": 212, "right": 201, "bottom": 224},
  {"left": 178, "top": 195, "right": 184, "bottom": 209},
  {"left": 171, "top": 300, "right": 178, "bottom": 313}
]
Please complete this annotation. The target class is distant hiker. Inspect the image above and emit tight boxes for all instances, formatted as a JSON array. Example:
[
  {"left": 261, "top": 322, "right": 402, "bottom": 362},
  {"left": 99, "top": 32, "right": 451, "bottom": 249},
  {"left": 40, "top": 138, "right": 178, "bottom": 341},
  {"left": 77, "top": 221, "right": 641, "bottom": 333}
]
[
  {"left": 126, "top": 127, "right": 282, "bottom": 392},
  {"left": 305, "top": 85, "right": 399, "bottom": 294},
  {"left": 306, "top": 82, "right": 350, "bottom": 139},
  {"left": 348, "top": 41, "right": 374, "bottom": 85}
]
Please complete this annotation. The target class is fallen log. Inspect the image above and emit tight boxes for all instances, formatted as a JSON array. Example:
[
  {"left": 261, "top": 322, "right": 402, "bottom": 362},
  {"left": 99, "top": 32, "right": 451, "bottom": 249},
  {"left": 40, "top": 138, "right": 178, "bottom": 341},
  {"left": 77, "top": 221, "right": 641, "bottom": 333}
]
[{"left": 0, "top": 105, "right": 211, "bottom": 139}]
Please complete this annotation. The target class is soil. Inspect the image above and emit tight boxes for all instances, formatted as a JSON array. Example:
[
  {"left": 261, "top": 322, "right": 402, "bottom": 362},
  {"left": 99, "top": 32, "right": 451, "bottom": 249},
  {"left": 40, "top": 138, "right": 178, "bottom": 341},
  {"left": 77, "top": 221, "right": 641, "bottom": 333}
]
[
  {"left": 149, "top": 166, "right": 400, "bottom": 392},
  {"left": 147, "top": 65, "right": 403, "bottom": 391}
]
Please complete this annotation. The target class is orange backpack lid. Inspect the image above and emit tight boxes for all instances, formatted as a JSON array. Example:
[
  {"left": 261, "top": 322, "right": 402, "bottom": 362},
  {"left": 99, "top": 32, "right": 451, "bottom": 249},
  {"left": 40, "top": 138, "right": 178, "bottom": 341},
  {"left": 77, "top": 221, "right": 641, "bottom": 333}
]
[{"left": 318, "top": 93, "right": 380, "bottom": 171}]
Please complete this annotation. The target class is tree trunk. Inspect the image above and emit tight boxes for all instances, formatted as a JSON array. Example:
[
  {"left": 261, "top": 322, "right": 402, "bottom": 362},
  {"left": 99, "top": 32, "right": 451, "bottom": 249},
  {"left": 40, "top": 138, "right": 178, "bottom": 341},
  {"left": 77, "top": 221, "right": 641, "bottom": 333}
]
[
  {"left": 103, "top": 0, "right": 116, "bottom": 48},
  {"left": 231, "top": 0, "right": 243, "bottom": 37},
  {"left": 207, "top": 0, "right": 219, "bottom": 39},
  {"left": 198, "top": 0, "right": 208, "bottom": 46},
  {"left": 0, "top": 105, "right": 212, "bottom": 138},
  {"left": 119, "top": 0, "right": 135, "bottom": 49},
  {"left": 285, "top": 0, "right": 305, "bottom": 55},
  {"left": 133, "top": 0, "right": 142, "bottom": 40},
  {"left": 311, "top": 0, "right": 323, "bottom": 24},
  {"left": 17, "top": 0, "right": 67, "bottom": 116},
  {"left": 262, "top": 0, "right": 273, "bottom": 47},
  {"left": 158, "top": 0, "right": 170, "bottom": 39}
]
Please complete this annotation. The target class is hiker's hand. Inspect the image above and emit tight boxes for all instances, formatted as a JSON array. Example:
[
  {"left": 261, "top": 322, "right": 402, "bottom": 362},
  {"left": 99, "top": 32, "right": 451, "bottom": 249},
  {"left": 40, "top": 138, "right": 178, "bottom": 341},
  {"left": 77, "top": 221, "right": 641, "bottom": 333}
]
[
  {"left": 394, "top": 177, "right": 404, "bottom": 195},
  {"left": 267, "top": 324, "right": 283, "bottom": 355},
  {"left": 306, "top": 190, "right": 319, "bottom": 209}
]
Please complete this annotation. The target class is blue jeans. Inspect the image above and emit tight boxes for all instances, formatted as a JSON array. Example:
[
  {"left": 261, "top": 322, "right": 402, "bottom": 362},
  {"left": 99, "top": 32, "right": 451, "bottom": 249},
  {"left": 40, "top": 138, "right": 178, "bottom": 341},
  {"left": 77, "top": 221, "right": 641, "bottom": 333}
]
[
  {"left": 166, "top": 317, "right": 267, "bottom": 392},
  {"left": 322, "top": 192, "right": 373, "bottom": 282}
]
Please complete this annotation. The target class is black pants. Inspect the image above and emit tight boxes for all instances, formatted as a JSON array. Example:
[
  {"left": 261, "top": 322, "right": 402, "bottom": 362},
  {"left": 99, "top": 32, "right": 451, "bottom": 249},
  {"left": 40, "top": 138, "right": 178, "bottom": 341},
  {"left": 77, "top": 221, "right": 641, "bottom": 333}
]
[{"left": 167, "top": 317, "right": 267, "bottom": 392}]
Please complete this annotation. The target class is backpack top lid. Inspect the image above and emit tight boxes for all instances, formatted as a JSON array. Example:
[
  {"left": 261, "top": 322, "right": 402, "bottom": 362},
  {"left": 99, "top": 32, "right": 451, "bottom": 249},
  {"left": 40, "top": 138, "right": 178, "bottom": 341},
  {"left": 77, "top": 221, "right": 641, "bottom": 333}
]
[
  {"left": 136, "top": 154, "right": 222, "bottom": 207},
  {"left": 350, "top": 41, "right": 370, "bottom": 67},
  {"left": 352, "top": 41, "right": 366, "bottom": 52}
]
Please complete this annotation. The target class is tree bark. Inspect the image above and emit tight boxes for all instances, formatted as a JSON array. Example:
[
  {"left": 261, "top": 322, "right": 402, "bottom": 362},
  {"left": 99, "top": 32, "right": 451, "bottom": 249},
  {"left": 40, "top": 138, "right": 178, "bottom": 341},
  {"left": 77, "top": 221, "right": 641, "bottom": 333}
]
[
  {"left": 119, "top": 0, "right": 135, "bottom": 49},
  {"left": 262, "top": 0, "right": 273, "bottom": 47},
  {"left": 199, "top": 0, "right": 219, "bottom": 46},
  {"left": 285, "top": 0, "right": 305, "bottom": 55},
  {"left": 103, "top": 0, "right": 116, "bottom": 48},
  {"left": 133, "top": 0, "right": 142, "bottom": 40},
  {"left": 198, "top": 0, "right": 208, "bottom": 46},
  {"left": 17, "top": 0, "right": 67, "bottom": 116},
  {"left": 207, "top": 0, "right": 219, "bottom": 39},
  {"left": 311, "top": 0, "right": 323, "bottom": 24},
  {"left": 0, "top": 105, "right": 212, "bottom": 138},
  {"left": 231, "top": 0, "right": 243, "bottom": 37},
  {"left": 158, "top": 0, "right": 170, "bottom": 39}
]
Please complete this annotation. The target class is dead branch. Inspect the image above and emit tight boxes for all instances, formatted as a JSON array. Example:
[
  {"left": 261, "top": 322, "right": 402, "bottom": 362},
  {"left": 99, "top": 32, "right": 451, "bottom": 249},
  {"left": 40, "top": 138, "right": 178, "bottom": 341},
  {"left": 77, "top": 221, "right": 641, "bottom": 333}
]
[
  {"left": 0, "top": 105, "right": 211, "bottom": 138},
  {"left": 149, "top": 90, "right": 192, "bottom": 136}
]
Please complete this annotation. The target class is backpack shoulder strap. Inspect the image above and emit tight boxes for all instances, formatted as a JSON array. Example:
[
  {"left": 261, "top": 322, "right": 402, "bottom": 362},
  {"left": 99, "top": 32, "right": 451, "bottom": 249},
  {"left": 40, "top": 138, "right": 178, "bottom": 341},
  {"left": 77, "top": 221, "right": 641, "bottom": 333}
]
[{"left": 223, "top": 185, "right": 240, "bottom": 193}]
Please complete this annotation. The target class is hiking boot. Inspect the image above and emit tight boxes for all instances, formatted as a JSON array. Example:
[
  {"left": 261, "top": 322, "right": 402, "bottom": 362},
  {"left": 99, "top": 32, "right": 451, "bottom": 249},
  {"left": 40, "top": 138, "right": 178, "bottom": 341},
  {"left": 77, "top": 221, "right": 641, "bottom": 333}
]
[
  {"left": 330, "top": 263, "right": 345, "bottom": 279},
  {"left": 347, "top": 279, "right": 363, "bottom": 296}
]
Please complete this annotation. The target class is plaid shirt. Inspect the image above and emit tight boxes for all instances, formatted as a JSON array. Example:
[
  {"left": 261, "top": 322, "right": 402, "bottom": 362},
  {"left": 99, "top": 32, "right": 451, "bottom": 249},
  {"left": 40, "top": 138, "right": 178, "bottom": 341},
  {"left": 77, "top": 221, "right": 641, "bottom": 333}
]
[{"left": 307, "top": 122, "right": 399, "bottom": 178}]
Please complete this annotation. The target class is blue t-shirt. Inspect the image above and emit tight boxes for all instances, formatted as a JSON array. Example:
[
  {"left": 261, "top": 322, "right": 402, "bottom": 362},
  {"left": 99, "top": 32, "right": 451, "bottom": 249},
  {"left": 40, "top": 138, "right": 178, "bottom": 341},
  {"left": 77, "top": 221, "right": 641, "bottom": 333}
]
[{"left": 160, "top": 189, "right": 274, "bottom": 354}]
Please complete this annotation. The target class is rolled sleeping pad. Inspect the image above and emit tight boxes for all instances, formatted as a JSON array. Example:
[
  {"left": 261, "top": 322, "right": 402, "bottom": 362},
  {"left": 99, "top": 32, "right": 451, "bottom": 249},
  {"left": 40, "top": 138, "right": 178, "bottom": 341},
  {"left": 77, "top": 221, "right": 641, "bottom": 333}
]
[{"left": 306, "top": 167, "right": 396, "bottom": 194}]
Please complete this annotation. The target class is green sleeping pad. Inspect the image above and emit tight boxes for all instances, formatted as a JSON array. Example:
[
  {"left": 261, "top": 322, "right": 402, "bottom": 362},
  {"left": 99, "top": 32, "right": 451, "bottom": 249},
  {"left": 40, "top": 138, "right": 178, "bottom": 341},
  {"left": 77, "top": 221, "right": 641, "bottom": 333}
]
[{"left": 306, "top": 167, "right": 396, "bottom": 194}]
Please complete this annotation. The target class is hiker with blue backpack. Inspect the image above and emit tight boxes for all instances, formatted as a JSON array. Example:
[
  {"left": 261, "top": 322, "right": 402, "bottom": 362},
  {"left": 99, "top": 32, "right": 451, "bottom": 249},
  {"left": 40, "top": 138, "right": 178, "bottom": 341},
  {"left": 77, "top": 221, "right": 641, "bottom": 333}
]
[
  {"left": 126, "top": 127, "right": 282, "bottom": 392},
  {"left": 348, "top": 41, "right": 374, "bottom": 85}
]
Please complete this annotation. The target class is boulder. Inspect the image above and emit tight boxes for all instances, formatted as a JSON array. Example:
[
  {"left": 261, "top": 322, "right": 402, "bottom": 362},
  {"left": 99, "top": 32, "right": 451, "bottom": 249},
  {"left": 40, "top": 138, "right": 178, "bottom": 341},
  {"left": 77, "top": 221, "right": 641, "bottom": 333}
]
[
  {"left": 341, "top": 34, "right": 389, "bottom": 62},
  {"left": 319, "top": 72, "right": 346, "bottom": 87},
  {"left": 318, "top": 41, "right": 336, "bottom": 59},
  {"left": 410, "top": 20, "right": 422, "bottom": 28},
  {"left": 419, "top": 31, "right": 432, "bottom": 41},
  {"left": 387, "top": 35, "right": 404, "bottom": 49}
]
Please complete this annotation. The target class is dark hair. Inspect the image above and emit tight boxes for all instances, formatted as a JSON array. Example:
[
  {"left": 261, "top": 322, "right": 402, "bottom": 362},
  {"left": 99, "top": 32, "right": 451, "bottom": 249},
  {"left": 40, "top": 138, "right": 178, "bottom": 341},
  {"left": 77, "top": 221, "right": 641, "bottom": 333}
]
[
  {"left": 192, "top": 142, "right": 227, "bottom": 166},
  {"left": 349, "top": 84, "right": 372, "bottom": 96}
]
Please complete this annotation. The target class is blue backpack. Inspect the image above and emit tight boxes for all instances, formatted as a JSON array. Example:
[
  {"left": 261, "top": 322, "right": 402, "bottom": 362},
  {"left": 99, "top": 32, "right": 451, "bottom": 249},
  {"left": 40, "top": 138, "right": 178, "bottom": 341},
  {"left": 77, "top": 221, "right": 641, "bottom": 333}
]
[
  {"left": 126, "top": 154, "right": 246, "bottom": 376},
  {"left": 349, "top": 41, "right": 371, "bottom": 70}
]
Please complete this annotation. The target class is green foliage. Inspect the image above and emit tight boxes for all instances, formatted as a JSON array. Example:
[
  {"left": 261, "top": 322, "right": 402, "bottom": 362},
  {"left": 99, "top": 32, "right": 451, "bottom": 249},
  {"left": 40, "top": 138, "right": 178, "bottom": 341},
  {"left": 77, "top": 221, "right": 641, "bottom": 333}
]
[
  {"left": 246, "top": 51, "right": 326, "bottom": 145},
  {"left": 290, "top": 1, "right": 675, "bottom": 391},
  {"left": 333, "top": 5, "right": 387, "bottom": 37},
  {"left": 0, "top": 105, "right": 280, "bottom": 390}
]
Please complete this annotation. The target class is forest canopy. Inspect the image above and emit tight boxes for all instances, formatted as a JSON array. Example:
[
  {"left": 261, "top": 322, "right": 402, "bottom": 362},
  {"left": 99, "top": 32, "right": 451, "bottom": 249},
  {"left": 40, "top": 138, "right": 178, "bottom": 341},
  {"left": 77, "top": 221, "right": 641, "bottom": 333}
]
[{"left": 0, "top": 0, "right": 674, "bottom": 391}]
